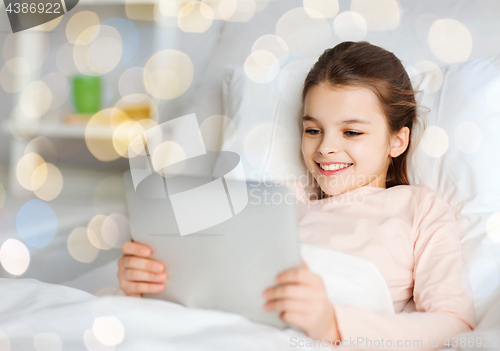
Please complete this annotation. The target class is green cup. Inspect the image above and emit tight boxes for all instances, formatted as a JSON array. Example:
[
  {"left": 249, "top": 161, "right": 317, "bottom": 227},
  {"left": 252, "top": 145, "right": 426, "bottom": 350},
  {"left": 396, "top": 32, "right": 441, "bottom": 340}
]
[{"left": 72, "top": 75, "right": 102, "bottom": 114}]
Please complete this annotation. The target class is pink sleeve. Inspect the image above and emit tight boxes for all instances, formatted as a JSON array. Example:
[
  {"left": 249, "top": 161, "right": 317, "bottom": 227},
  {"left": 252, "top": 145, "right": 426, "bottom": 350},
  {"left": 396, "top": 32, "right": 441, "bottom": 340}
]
[{"left": 330, "top": 185, "right": 476, "bottom": 351}]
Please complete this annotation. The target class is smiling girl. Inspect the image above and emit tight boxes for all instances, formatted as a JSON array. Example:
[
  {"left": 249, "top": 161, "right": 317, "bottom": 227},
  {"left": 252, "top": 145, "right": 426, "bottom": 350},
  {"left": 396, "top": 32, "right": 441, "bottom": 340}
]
[
  {"left": 260, "top": 41, "right": 475, "bottom": 349},
  {"left": 117, "top": 41, "right": 475, "bottom": 350}
]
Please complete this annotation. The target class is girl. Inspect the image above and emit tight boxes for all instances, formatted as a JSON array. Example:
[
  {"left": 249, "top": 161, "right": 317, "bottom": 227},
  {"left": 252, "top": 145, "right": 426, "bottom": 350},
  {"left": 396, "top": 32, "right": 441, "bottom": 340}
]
[{"left": 117, "top": 41, "right": 475, "bottom": 350}]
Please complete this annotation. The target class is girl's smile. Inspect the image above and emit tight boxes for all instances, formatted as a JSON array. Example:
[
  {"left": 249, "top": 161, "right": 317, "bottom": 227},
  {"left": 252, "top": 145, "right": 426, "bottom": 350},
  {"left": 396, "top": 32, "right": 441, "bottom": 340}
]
[{"left": 316, "top": 162, "right": 353, "bottom": 175}]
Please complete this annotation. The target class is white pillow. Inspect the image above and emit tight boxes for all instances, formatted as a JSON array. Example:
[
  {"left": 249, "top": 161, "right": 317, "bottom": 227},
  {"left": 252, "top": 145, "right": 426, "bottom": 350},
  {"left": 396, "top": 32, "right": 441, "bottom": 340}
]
[
  {"left": 220, "top": 61, "right": 313, "bottom": 184},
  {"left": 408, "top": 53, "right": 500, "bottom": 320}
]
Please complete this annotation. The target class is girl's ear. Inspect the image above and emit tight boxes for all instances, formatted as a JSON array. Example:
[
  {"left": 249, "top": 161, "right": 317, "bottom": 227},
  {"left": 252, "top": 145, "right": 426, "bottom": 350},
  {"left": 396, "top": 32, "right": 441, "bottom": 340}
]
[{"left": 389, "top": 126, "right": 410, "bottom": 158}]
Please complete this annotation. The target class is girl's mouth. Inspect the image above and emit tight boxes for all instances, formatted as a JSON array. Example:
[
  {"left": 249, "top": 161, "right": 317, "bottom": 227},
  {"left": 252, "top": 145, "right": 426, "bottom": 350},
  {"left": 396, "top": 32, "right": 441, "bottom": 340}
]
[{"left": 316, "top": 162, "right": 353, "bottom": 175}]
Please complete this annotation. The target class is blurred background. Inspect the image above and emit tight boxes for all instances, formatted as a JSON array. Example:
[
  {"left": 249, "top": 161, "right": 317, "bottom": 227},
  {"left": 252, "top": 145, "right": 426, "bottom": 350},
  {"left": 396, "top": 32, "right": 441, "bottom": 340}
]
[{"left": 0, "top": 0, "right": 499, "bottom": 298}]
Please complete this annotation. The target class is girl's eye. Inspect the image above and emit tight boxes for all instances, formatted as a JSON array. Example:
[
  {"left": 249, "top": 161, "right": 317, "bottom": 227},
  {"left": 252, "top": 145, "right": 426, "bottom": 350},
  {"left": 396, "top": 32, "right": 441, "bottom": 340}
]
[
  {"left": 305, "top": 129, "right": 321, "bottom": 135},
  {"left": 345, "top": 131, "right": 362, "bottom": 137}
]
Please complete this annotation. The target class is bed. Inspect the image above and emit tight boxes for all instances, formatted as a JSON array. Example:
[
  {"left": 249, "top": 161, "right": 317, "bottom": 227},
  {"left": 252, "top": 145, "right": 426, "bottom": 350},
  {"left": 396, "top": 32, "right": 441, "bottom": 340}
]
[{"left": 1, "top": 0, "right": 500, "bottom": 350}]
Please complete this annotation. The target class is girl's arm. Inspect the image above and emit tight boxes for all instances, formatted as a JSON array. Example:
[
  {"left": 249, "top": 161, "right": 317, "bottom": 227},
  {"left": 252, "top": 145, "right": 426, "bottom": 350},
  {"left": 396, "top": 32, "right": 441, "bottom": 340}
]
[{"left": 330, "top": 185, "right": 475, "bottom": 350}]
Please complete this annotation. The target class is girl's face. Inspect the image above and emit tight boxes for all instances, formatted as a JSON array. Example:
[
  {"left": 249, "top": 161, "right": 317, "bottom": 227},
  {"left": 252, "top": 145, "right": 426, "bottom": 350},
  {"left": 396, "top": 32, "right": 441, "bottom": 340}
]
[{"left": 301, "top": 84, "right": 408, "bottom": 197}]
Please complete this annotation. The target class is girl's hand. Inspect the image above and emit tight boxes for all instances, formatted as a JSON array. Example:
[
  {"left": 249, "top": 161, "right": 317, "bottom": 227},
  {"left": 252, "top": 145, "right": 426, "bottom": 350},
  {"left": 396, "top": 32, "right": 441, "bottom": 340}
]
[
  {"left": 117, "top": 241, "right": 168, "bottom": 297},
  {"left": 262, "top": 260, "right": 340, "bottom": 341}
]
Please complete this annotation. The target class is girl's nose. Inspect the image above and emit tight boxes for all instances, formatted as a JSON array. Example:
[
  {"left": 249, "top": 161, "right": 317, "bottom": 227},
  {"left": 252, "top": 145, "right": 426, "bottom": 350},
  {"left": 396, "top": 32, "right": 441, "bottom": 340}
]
[{"left": 317, "top": 139, "right": 341, "bottom": 156}]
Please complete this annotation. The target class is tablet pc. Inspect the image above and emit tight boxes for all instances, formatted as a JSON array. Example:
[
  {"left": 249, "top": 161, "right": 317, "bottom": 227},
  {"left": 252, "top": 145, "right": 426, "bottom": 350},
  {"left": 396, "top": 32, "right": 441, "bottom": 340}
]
[{"left": 123, "top": 170, "right": 302, "bottom": 329}]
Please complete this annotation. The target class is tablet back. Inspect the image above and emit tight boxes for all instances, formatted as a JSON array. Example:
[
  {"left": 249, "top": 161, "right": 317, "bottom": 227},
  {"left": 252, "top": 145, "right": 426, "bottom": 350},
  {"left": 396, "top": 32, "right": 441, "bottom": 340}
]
[{"left": 123, "top": 170, "right": 302, "bottom": 329}]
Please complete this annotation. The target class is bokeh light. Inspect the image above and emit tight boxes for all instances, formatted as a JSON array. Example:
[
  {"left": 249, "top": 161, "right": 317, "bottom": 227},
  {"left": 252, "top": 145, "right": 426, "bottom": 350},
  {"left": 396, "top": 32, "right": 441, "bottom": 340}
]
[
  {"left": 200, "top": 0, "right": 232, "bottom": 20},
  {"left": 351, "top": 0, "right": 400, "bottom": 30},
  {"left": 1, "top": 57, "right": 31, "bottom": 93},
  {"left": 219, "top": 0, "right": 256, "bottom": 22},
  {"left": 244, "top": 50, "right": 280, "bottom": 84},
  {"left": 333, "top": 11, "right": 367, "bottom": 41},
  {"left": 30, "top": 162, "right": 48, "bottom": 191},
  {"left": 486, "top": 212, "right": 500, "bottom": 243},
  {"left": 33, "top": 163, "right": 63, "bottom": 201},
  {"left": 25, "top": 136, "right": 58, "bottom": 164},
  {"left": 66, "top": 11, "right": 100, "bottom": 45},
  {"left": 143, "top": 50, "right": 194, "bottom": 100},
  {"left": 200, "top": 115, "right": 236, "bottom": 152},
  {"left": 93, "top": 316, "right": 124, "bottom": 347},
  {"left": 85, "top": 108, "right": 130, "bottom": 162},
  {"left": 20, "top": 81, "right": 52, "bottom": 119},
  {"left": 276, "top": 7, "right": 332, "bottom": 57},
  {"left": 16, "top": 153, "right": 45, "bottom": 191},
  {"left": 34, "top": 332, "right": 62, "bottom": 351},
  {"left": 0, "top": 239, "right": 30, "bottom": 276},
  {"left": 420, "top": 125, "right": 449, "bottom": 158},
  {"left": 252, "top": 34, "right": 289, "bottom": 63},
  {"left": 67, "top": 227, "right": 99, "bottom": 263},
  {"left": 112, "top": 121, "right": 147, "bottom": 158},
  {"left": 83, "top": 328, "right": 115, "bottom": 351},
  {"left": 101, "top": 214, "right": 131, "bottom": 249},
  {"left": 88, "top": 25, "right": 123, "bottom": 75},
  {"left": 16, "top": 200, "right": 58, "bottom": 249},
  {"left": 88, "top": 215, "right": 113, "bottom": 251},
  {"left": 463, "top": 257, "right": 500, "bottom": 299},
  {"left": 159, "top": 0, "right": 180, "bottom": 16},
  {"left": 413, "top": 60, "right": 443, "bottom": 93},
  {"left": 428, "top": 19, "right": 472, "bottom": 63},
  {"left": 454, "top": 121, "right": 482, "bottom": 155},
  {"left": 151, "top": 141, "right": 186, "bottom": 173},
  {"left": 178, "top": 2, "right": 214, "bottom": 33},
  {"left": 303, "top": 0, "right": 339, "bottom": 18}
]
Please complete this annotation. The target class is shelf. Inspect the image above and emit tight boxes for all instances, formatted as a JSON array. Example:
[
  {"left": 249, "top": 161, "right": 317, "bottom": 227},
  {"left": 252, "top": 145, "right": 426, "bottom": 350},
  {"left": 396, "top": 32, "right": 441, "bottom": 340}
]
[{"left": 3, "top": 120, "right": 114, "bottom": 139}]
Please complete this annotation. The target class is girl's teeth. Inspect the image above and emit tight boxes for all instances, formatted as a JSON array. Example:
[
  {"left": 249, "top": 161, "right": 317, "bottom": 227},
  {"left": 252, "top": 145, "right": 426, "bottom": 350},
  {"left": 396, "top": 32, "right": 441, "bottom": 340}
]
[{"left": 320, "top": 163, "right": 351, "bottom": 171}]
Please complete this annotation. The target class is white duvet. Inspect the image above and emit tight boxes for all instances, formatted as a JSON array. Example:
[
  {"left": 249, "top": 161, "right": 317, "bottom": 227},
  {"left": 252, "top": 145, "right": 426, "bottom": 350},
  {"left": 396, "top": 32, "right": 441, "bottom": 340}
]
[{"left": 0, "top": 245, "right": 395, "bottom": 350}]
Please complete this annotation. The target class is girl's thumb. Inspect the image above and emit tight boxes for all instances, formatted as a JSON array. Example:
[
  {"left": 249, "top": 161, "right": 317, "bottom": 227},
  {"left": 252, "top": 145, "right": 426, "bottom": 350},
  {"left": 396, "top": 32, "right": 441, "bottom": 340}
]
[{"left": 301, "top": 259, "right": 309, "bottom": 269}]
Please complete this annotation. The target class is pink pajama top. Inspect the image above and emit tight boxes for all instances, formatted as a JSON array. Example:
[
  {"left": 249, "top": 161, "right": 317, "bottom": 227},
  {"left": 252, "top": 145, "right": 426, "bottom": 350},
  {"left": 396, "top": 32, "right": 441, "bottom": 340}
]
[{"left": 295, "top": 184, "right": 475, "bottom": 350}]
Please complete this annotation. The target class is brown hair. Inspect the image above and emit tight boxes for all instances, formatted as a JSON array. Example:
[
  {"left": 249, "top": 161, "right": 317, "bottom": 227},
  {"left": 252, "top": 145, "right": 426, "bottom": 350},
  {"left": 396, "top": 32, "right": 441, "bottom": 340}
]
[{"left": 301, "top": 41, "right": 426, "bottom": 189}]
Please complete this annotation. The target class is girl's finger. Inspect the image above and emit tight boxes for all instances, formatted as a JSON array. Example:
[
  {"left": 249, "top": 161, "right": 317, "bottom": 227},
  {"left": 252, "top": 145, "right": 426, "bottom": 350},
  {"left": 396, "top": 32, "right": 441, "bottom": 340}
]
[
  {"left": 264, "top": 298, "right": 308, "bottom": 313},
  {"left": 123, "top": 269, "right": 167, "bottom": 283},
  {"left": 122, "top": 241, "right": 152, "bottom": 258},
  {"left": 121, "top": 281, "right": 165, "bottom": 295},
  {"left": 119, "top": 255, "right": 166, "bottom": 273},
  {"left": 275, "top": 267, "right": 314, "bottom": 285},
  {"left": 263, "top": 284, "right": 310, "bottom": 301}
]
